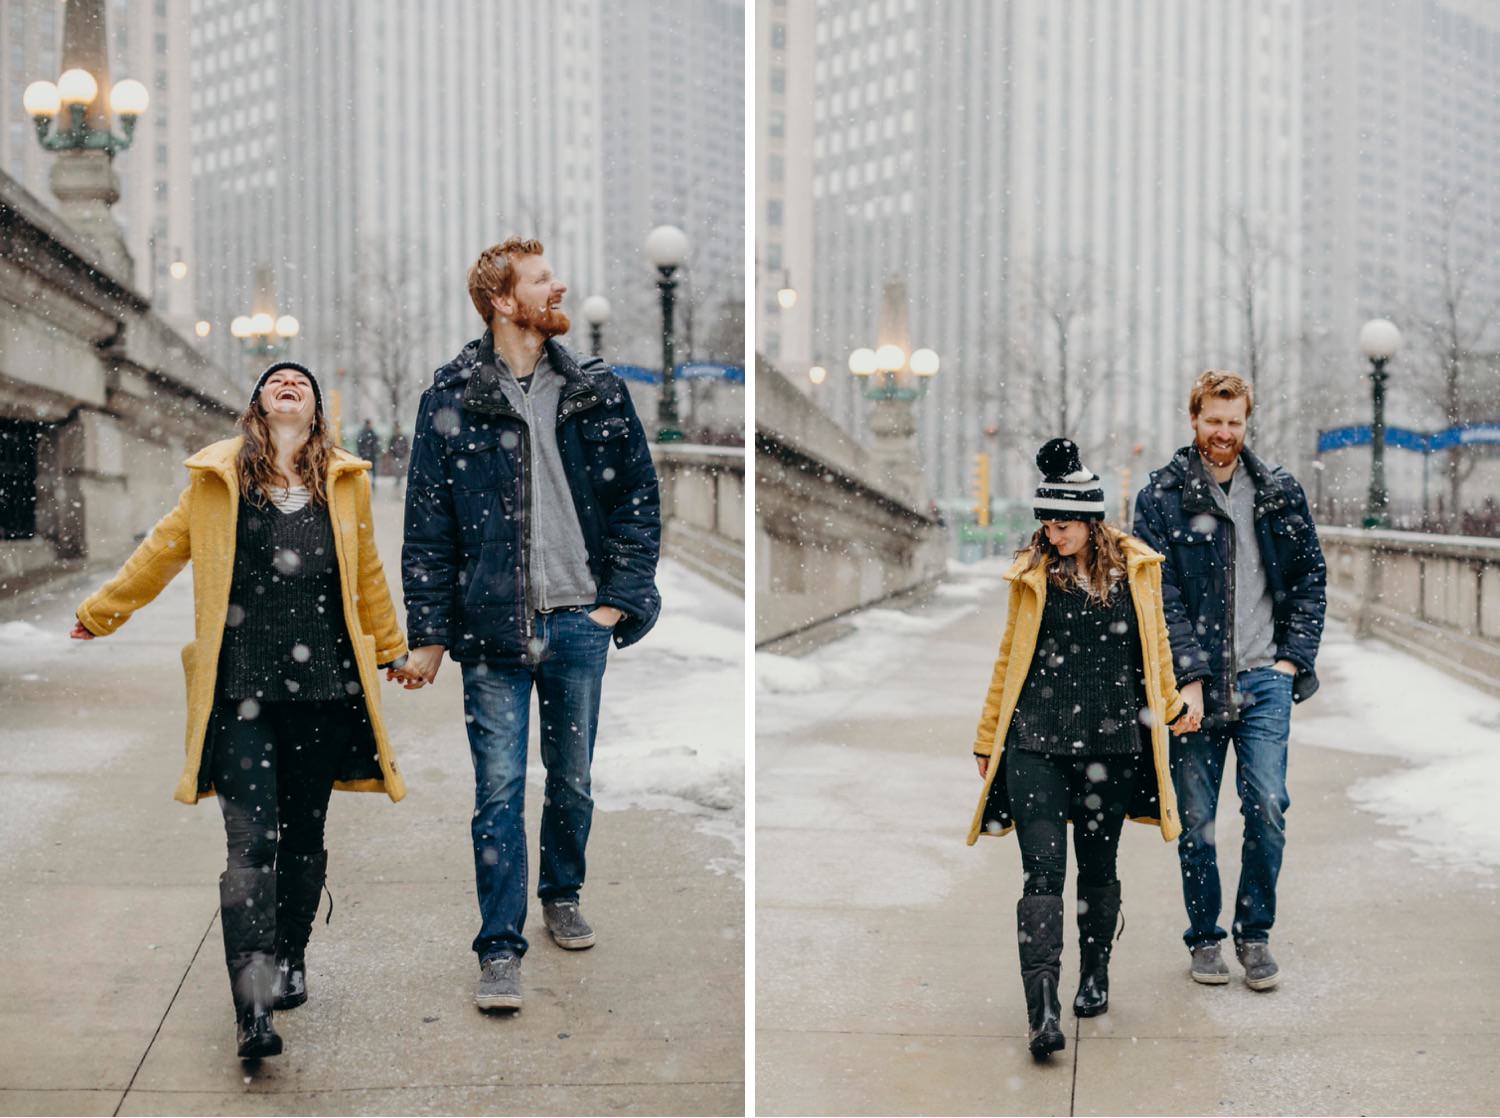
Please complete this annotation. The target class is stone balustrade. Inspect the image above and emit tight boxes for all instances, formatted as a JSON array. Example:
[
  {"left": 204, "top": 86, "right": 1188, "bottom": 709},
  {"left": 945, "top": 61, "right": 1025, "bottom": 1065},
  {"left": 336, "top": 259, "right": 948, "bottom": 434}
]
[
  {"left": 654, "top": 442, "right": 745, "bottom": 596},
  {"left": 1319, "top": 525, "right": 1500, "bottom": 696}
]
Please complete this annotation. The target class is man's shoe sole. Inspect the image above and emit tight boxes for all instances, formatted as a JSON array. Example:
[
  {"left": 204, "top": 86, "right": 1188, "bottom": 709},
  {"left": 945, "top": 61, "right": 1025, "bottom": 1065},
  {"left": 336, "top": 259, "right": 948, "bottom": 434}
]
[
  {"left": 550, "top": 931, "right": 596, "bottom": 950},
  {"left": 1244, "top": 971, "right": 1281, "bottom": 991},
  {"left": 475, "top": 993, "right": 523, "bottom": 1011},
  {"left": 1190, "top": 970, "right": 1231, "bottom": 985}
]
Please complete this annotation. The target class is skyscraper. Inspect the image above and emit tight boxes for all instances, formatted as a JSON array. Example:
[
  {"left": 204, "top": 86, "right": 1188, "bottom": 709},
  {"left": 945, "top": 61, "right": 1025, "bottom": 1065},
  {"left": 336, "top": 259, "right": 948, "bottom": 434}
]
[
  {"left": 800, "top": 0, "right": 1304, "bottom": 505},
  {"left": 601, "top": 0, "right": 746, "bottom": 368},
  {"left": 191, "top": 0, "right": 606, "bottom": 428}
]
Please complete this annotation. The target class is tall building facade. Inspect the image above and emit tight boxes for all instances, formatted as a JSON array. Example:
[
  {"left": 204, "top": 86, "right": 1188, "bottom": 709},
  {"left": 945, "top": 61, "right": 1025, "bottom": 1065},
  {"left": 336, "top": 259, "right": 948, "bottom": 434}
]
[
  {"left": 2, "top": 0, "right": 196, "bottom": 323},
  {"left": 601, "top": 0, "right": 745, "bottom": 368},
  {"left": 1302, "top": 0, "right": 1500, "bottom": 432},
  {"left": 801, "top": 0, "right": 1304, "bottom": 506},
  {"left": 755, "top": 0, "right": 814, "bottom": 379},
  {"left": 191, "top": 0, "right": 606, "bottom": 428}
]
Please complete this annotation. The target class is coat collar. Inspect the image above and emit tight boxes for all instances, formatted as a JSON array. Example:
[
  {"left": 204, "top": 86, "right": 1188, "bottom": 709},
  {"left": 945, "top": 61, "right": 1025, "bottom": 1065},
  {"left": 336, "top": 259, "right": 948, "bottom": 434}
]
[
  {"left": 460, "top": 331, "right": 600, "bottom": 417},
  {"left": 1003, "top": 532, "right": 1163, "bottom": 590},
  {"left": 1177, "top": 444, "right": 1290, "bottom": 520},
  {"left": 183, "top": 436, "right": 368, "bottom": 483}
]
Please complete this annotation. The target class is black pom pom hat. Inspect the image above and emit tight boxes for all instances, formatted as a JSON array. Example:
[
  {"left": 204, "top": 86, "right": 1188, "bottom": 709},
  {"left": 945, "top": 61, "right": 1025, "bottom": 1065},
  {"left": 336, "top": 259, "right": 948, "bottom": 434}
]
[
  {"left": 1033, "top": 437, "right": 1106, "bottom": 522},
  {"left": 250, "top": 361, "right": 323, "bottom": 412}
]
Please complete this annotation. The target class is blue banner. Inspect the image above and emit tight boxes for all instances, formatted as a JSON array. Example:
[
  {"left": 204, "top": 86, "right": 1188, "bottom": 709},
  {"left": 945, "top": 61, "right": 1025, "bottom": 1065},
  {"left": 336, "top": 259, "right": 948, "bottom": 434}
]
[
  {"left": 609, "top": 363, "right": 746, "bottom": 386},
  {"left": 1317, "top": 422, "right": 1500, "bottom": 454}
]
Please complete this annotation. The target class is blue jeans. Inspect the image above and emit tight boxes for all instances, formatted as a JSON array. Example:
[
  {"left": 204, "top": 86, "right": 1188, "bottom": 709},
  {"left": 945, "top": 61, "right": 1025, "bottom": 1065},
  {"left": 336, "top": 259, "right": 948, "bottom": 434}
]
[
  {"left": 461, "top": 608, "right": 612, "bottom": 961},
  {"left": 1170, "top": 666, "right": 1294, "bottom": 947}
]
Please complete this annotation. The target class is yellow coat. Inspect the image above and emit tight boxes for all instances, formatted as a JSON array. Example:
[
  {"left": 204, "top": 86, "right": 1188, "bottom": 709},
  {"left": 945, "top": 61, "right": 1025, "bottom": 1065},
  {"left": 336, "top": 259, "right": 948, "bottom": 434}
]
[
  {"left": 966, "top": 533, "right": 1185, "bottom": 845},
  {"left": 76, "top": 437, "right": 409, "bottom": 805}
]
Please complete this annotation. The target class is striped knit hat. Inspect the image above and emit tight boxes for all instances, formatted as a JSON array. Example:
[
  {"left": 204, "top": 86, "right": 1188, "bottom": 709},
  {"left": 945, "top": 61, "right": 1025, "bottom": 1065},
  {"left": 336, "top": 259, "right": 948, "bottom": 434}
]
[{"left": 1033, "top": 438, "right": 1106, "bottom": 521}]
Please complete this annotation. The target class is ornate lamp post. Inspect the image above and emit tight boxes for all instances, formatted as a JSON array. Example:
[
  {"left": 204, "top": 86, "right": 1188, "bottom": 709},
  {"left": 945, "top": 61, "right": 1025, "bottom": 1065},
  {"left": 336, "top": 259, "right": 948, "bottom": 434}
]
[
  {"left": 645, "top": 224, "right": 690, "bottom": 443},
  {"left": 230, "top": 312, "right": 300, "bottom": 359},
  {"left": 20, "top": 0, "right": 149, "bottom": 278},
  {"left": 848, "top": 279, "right": 940, "bottom": 501},
  {"left": 1358, "top": 318, "right": 1401, "bottom": 529},
  {"left": 582, "top": 295, "right": 612, "bottom": 357}
]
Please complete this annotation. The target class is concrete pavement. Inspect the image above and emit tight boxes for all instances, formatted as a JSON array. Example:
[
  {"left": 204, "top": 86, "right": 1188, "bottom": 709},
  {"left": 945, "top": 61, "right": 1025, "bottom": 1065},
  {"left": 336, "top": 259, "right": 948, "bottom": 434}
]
[
  {"left": 0, "top": 489, "right": 743, "bottom": 1117},
  {"left": 756, "top": 570, "right": 1500, "bottom": 1117}
]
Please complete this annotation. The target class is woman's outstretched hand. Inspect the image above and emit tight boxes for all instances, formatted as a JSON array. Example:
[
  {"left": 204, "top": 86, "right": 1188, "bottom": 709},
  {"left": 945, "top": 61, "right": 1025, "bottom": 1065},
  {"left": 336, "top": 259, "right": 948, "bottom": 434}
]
[
  {"left": 385, "top": 662, "right": 427, "bottom": 689},
  {"left": 975, "top": 754, "right": 990, "bottom": 779},
  {"left": 69, "top": 621, "right": 95, "bottom": 641}
]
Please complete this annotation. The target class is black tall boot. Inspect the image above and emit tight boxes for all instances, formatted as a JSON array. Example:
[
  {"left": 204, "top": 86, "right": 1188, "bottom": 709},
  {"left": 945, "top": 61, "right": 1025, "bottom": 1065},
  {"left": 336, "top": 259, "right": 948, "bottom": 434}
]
[
  {"left": 220, "top": 867, "right": 282, "bottom": 1060},
  {"left": 1073, "top": 882, "right": 1122, "bottom": 1017},
  {"left": 272, "top": 849, "right": 327, "bottom": 1011},
  {"left": 1017, "top": 895, "right": 1066, "bottom": 1059}
]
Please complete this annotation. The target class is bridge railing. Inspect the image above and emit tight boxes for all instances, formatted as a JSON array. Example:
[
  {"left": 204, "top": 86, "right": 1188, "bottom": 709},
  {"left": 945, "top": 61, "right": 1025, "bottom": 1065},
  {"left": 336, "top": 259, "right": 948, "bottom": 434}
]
[
  {"left": 754, "top": 363, "right": 946, "bottom": 645},
  {"left": 1320, "top": 525, "right": 1500, "bottom": 697},
  {"left": 654, "top": 443, "right": 745, "bottom": 596}
]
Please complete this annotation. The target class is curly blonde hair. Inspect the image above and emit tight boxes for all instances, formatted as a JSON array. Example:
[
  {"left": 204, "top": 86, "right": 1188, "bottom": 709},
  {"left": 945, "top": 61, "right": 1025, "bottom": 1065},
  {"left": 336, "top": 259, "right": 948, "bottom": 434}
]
[
  {"left": 1018, "top": 521, "right": 1131, "bottom": 605},
  {"left": 235, "top": 393, "right": 333, "bottom": 509}
]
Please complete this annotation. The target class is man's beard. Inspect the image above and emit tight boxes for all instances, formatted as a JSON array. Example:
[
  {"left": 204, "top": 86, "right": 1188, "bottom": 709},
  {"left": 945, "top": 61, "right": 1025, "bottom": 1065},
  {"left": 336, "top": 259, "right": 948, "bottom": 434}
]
[
  {"left": 1196, "top": 429, "right": 1245, "bottom": 468},
  {"left": 510, "top": 300, "right": 571, "bottom": 338}
]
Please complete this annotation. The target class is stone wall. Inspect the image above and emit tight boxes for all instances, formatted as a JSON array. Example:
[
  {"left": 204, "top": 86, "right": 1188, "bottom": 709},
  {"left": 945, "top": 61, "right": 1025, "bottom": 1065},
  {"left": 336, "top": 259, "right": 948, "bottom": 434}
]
[
  {"left": 655, "top": 443, "right": 745, "bottom": 595},
  {"left": 0, "top": 171, "right": 238, "bottom": 591},
  {"left": 755, "top": 362, "right": 946, "bottom": 644},
  {"left": 1320, "top": 525, "right": 1500, "bottom": 697}
]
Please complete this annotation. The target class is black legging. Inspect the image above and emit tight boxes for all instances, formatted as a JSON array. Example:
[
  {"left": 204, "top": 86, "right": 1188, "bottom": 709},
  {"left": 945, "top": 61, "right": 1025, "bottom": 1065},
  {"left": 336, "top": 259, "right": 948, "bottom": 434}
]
[
  {"left": 1006, "top": 747, "right": 1142, "bottom": 897},
  {"left": 207, "top": 698, "right": 356, "bottom": 868}
]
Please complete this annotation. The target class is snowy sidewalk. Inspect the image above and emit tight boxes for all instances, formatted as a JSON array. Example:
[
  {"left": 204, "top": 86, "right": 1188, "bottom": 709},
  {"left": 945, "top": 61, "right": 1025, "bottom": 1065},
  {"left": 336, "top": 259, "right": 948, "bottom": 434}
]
[
  {"left": 0, "top": 491, "right": 743, "bottom": 1117},
  {"left": 756, "top": 563, "right": 1500, "bottom": 1117}
]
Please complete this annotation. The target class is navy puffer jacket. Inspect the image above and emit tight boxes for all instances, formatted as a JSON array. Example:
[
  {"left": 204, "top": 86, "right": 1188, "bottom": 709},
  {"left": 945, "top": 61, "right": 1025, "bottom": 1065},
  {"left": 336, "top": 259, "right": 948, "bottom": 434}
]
[
  {"left": 401, "top": 333, "right": 661, "bottom": 664},
  {"left": 1133, "top": 445, "right": 1327, "bottom": 726}
]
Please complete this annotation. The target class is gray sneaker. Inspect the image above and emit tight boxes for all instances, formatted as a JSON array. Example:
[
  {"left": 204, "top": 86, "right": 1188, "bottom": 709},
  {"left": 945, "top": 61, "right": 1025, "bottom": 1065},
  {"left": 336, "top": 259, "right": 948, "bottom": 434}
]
[
  {"left": 543, "top": 900, "right": 596, "bottom": 949},
  {"left": 1189, "top": 942, "right": 1231, "bottom": 985},
  {"left": 1235, "top": 941, "right": 1281, "bottom": 991},
  {"left": 475, "top": 953, "right": 522, "bottom": 1011}
]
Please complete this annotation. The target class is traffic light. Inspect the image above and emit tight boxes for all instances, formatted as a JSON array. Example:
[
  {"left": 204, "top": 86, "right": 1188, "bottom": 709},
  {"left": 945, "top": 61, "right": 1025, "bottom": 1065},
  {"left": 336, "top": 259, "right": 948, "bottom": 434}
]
[{"left": 973, "top": 452, "right": 991, "bottom": 527}]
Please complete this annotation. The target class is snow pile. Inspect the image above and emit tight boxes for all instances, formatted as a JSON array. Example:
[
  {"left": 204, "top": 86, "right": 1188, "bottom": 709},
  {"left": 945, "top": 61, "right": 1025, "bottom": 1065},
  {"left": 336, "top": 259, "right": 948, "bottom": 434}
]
[
  {"left": 590, "top": 559, "right": 744, "bottom": 874},
  {"left": 1298, "top": 620, "right": 1500, "bottom": 874}
]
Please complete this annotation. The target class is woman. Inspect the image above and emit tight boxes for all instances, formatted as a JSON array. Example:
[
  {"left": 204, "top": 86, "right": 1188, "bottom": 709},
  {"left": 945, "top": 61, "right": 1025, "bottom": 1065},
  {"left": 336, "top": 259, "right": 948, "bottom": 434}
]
[
  {"left": 71, "top": 361, "right": 424, "bottom": 1060},
  {"left": 966, "top": 438, "right": 1201, "bottom": 1060}
]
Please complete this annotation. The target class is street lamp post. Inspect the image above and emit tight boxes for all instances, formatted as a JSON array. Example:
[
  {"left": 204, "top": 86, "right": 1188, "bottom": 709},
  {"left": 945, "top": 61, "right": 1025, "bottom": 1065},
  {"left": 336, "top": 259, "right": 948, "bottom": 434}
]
[
  {"left": 21, "top": 0, "right": 149, "bottom": 278},
  {"left": 847, "top": 279, "right": 940, "bottom": 504},
  {"left": 646, "top": 224, "right": 690, "bottom": 443},
  {"left": 582, "top": 295, "right": 611, "bottom": 357},
  {"left": 231, "top": 312, "right": 300, "bottom": 360},
  {"left": 1359, "top": 318, "right": 1401, "bottom": 530}
]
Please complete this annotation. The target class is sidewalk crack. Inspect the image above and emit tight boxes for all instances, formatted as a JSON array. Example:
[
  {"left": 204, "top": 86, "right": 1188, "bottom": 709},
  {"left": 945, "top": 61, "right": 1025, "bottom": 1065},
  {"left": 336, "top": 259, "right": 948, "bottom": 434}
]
[{"left": 114, "top": 905, "right": 218, "bottom": 1117}]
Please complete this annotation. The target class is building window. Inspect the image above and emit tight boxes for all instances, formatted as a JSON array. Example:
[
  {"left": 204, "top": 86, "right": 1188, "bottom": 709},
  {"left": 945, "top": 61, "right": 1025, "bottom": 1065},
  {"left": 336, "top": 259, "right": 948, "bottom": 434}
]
[
  {"left": 769, "top": 110, "right": 785, "bottom": 138},
  {"left": 0, "top": 419, "right": 41, "bottom": 541},
  {"left": 770, "top": 67, "right": 786, "bottom": 95},
  {"left": 770, "top": 23, "right": 786, "bottom": 49},
  {"left": 767, "top": 200, "right": 783, "bottom": 226}
]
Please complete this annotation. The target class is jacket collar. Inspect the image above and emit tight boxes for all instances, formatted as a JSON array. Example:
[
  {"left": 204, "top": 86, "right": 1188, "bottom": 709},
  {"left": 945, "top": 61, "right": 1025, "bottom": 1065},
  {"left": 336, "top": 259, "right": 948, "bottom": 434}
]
[
  {"left": 183, "top": 436, "right": 367, "bottom": 483},
  {"left": 460, "top": 331, "right": 600, "bottom": 416},
  {"left": 1175, "top": 444, "right": 1288, "bottom": 520},
  {"left": 1003, "top": 532, "right": 1163, "bottom": 590}
]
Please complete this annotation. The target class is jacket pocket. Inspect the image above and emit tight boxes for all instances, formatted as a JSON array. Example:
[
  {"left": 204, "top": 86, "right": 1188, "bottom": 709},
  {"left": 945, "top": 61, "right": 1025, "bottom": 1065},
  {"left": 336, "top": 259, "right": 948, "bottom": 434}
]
[
  {"left": 580, "top": 415, "right": 629, "bottom": 443},
  {"left": 450, "top": 434, "right": 513, "bottom": 492}
]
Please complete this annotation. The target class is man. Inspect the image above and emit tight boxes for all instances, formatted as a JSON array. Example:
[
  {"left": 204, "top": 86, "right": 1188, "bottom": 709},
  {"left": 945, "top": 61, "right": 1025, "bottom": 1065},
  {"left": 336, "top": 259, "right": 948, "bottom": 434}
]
[
  {"left": 356, "top": 419, "right": 381, "bottom": 479},
  {"left": 402, "top": 237, "right": 661, "bottom": 1012},
  {"left": 1133, "top": 370, "right": 1326, "bottom": 991}
]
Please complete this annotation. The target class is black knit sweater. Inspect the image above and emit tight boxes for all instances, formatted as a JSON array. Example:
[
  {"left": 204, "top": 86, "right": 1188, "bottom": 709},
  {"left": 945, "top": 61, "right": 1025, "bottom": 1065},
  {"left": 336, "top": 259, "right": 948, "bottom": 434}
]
[
  {"left": 1006, "top": 580, "right": 1147, "bottom": 756},
  {"left": 216, "top": 497, "right": 361, "bottom": 702}
]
